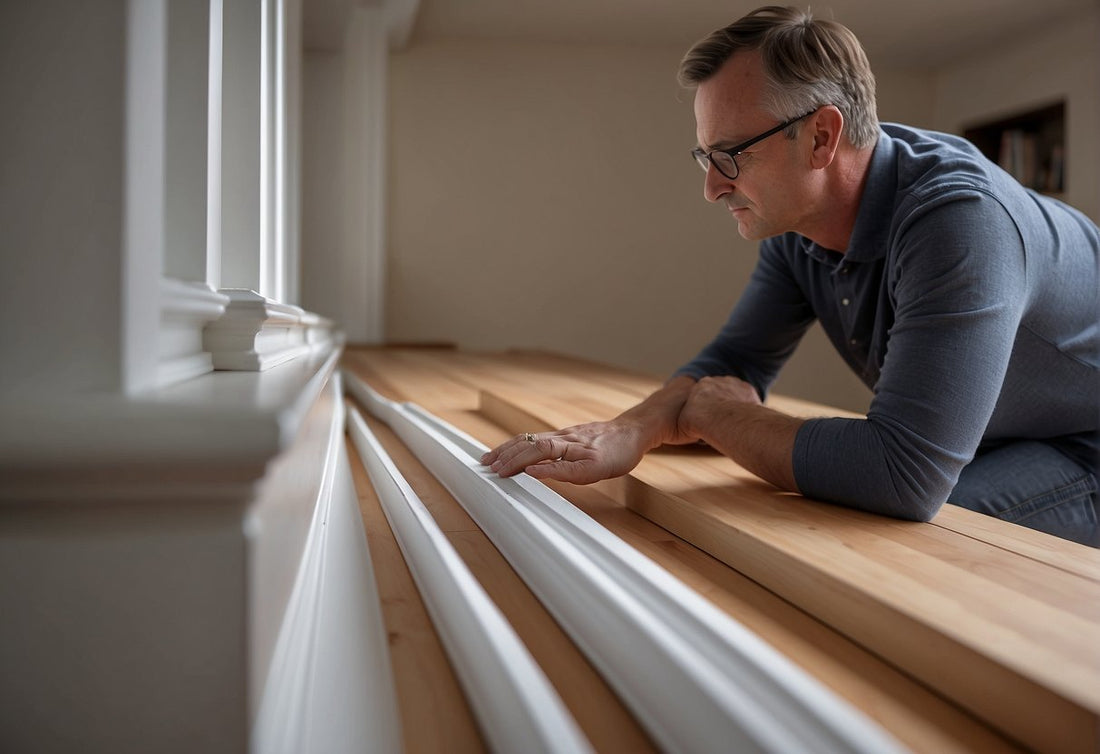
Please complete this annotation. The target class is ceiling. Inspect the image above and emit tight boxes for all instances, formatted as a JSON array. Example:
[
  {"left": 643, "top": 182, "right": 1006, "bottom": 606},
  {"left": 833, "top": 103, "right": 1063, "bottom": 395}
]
[{"left": 307, "top": 0, "right": 1094, "bottom": 70}]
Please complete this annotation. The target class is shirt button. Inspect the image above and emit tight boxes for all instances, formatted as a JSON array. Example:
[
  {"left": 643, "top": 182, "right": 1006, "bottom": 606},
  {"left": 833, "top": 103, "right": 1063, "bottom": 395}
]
[{"left": 841, "top": 298, "right": 850, "bottom": 306}]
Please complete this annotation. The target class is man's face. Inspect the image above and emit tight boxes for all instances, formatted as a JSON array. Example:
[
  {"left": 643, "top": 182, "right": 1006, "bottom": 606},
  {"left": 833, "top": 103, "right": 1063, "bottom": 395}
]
[{"left": 693, "top": 51, "right": 810, "bottom": 241}]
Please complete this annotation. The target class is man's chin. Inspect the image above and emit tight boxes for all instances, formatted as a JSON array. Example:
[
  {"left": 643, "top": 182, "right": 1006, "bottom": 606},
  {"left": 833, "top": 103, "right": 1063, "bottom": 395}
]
[
  {"left": 734, "top": 217, "right": 781, "bottom": 242},
  {"left": 735, "top": 219, "right": 764, "bottom": 241}
]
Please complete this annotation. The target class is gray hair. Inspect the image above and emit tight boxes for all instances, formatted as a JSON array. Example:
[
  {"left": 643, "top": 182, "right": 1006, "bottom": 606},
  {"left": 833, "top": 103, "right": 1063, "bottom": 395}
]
[{"left": 679, "top": 6, "right": 879, "bottom": 149}]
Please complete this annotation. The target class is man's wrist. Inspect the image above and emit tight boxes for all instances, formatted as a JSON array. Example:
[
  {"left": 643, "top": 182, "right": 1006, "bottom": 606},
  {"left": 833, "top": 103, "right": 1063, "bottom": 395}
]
[{"left": 620, "top": 376, "right": 696, "bottom": 448}]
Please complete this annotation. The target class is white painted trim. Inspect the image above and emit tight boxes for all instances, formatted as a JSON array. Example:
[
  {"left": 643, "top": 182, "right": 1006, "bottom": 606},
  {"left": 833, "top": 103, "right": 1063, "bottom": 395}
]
[
  {"left": 1, "top": 346, "right": 357, "bottom": 750},
  {"left": 346, "top": 374, "right": 909, "bottom": 754},
  {"left": 158, "top": 277, "right": 230, "bottom": 387},
  {"left": 123, "top": 0, "right": 168, "bottom": 395},
  {"left": 346, "top": 406, "right": 593, "bottom": 754},
  {"left": 0, "top": 346, "right": 341, "bottom": 497},
  {"left": 253, "top": 373, "right": 401, "bottom": 753},
  {"left": 203, "top": 288, "right": 312, "bottom": 370}
]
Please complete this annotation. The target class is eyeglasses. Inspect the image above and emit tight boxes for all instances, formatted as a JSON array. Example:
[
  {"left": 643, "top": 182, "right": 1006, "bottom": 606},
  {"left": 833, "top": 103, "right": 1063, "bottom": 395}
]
[{"left": 691, "top": 110, "right": 817, "bottom": 180}]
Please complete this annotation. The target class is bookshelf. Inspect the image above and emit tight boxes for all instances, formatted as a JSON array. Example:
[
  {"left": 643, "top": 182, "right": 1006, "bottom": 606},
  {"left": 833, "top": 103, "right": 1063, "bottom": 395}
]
[{"left": 963, "top": 101, "right": 1065, "bottom": 196}]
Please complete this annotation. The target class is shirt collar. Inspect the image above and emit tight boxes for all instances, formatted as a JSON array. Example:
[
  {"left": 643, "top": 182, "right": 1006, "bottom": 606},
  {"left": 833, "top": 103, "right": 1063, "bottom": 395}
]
[
  {"left": 841, "top": 128, "right": 895, "bottom": 263},
  {"left": 802, "top": 128, "right": 895, "bottom": 264}
]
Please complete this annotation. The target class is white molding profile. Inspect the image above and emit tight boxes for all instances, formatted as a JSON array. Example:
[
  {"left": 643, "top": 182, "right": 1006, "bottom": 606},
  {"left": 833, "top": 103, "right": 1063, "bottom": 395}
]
[
  {"left": 346, "top": 406, "right": 593, "bottom": 754},
  {"left": 345, "top": 373, "right": 908, "bottom": 754},
  {"left": 158, "top": 277, "right": 231, "bottom": 387},
  {"left": 203, "top": 288, "right": 318, "bottom": 370},
  {"left": 254, "top": 373, "right": 402, "bottom": 754}
]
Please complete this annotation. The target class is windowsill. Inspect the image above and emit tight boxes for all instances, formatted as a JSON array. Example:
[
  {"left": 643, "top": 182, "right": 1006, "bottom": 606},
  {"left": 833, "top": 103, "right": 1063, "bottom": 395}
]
[{"left": 0, "top": 340, "right": 343, "bottom": 502}]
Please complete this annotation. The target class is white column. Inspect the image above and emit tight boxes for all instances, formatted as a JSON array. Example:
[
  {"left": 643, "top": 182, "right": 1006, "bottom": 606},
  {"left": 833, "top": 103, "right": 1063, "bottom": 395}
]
[{"left": 122, "top": 0, "right": 169, "bottom": 395}]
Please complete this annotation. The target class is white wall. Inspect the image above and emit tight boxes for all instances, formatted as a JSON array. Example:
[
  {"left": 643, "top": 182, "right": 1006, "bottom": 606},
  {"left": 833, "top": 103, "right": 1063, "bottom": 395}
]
[
  {"left": 0, "top": 2, "right": 128, "bottom": 394},
  {"left": 387, "top": 40, "right": 736, "bottom": 376}
]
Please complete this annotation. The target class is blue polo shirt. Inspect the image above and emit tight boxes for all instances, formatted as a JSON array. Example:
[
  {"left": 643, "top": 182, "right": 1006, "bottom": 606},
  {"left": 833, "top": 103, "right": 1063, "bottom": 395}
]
[{"left": 677, "top": 123, "right": 1100, "bottom": 520}]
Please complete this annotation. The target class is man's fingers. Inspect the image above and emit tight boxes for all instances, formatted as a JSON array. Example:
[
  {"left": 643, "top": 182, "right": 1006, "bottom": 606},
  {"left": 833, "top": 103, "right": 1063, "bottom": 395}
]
[
  {"left": 526, "top": 457, "right": 599, "bottom": 484},
  {"left": 487, "top": 436, "right": 562, "bottom": 477}
]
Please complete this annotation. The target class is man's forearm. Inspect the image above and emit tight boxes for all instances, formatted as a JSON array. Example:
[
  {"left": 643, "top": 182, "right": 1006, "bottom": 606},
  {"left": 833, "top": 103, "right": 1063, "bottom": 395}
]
[{"left": 678, "top": 377, "right": 803, "bottom": 491}]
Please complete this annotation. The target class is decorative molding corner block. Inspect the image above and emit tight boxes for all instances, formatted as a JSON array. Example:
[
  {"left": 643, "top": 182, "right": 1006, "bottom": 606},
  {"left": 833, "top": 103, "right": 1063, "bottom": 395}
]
[
  {"left": 158, "top": 277, "right": 231, "bottom": 387},
  {"left": 345, "top": 372, "right": 908, "bottom": 754},
  {"left": 203, "top": 289, "right": 312, "bottom": 371},
  {"left": 347, "top": 406, "right": 592, "bottom": 754}
]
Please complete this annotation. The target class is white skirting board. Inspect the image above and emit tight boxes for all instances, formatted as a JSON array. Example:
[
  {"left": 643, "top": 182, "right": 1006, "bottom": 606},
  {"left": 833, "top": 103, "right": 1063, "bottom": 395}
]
[
  {"left": 344, "top": 372, "right": 909, "bottom": 754},
  {"left": 347, "top": 406, "right": 593, "bottom": 754},
  {"left": 253, "top": 372, "right": 401, "bottom": 754}
]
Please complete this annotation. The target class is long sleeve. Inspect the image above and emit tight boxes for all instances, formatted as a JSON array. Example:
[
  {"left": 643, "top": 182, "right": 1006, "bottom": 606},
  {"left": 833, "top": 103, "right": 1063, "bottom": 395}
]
[{"left": 794, "top": 193, "right": 1028, "bottom": 520}]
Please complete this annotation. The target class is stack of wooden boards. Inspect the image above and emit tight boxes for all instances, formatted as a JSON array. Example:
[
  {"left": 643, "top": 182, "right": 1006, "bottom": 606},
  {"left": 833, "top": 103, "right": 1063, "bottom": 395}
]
[{"left": 341, "top": 346, "right": 1100, "bottom": 753}]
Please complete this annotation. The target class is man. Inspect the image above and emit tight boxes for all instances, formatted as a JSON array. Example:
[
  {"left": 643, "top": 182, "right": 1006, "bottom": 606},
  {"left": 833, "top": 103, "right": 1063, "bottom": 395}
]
[{"left": 482, "top": 6, "right": 1100, "bottom": 546}]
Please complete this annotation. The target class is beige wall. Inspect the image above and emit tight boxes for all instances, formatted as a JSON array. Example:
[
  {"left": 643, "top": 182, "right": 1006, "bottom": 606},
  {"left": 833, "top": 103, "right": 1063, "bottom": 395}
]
[
  {"left": 387, "top": 40, "right": 737, "bottom": 383},
  {"left": 380, "top": 11, "right": 1093, "bottom": 413},
  {"left": 931, "top": 6, "right": 1099, "bottom": 221},
  {"left": 386, "top": 39, "right": 939, "bottom": 411}
]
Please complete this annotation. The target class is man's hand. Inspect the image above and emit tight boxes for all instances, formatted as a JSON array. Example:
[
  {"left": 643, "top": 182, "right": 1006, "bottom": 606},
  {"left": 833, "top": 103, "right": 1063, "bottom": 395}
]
[
  {"left": 480, "top": 376, "right": 698, "bottom": 484},
  {"left": 480, "top": 419, "right": 654, "bottom": 483}
]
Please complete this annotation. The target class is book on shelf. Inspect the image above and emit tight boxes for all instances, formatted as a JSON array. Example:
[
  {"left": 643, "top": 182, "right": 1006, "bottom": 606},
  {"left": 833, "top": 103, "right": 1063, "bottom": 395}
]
[{"left": 997, "top": 129, "right": 1064, "bottom": 193}]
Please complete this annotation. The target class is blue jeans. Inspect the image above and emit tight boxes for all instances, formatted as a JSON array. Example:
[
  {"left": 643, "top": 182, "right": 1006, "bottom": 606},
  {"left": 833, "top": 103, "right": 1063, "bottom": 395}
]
[{"left": 948, "top": 441, "right": 1099, "bottom": 547}]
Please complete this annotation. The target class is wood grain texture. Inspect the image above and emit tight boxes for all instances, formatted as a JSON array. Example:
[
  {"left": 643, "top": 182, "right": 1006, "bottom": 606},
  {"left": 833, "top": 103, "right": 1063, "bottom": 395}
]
[
  {"left": 472, "top": 376, "right": 1100, "bottom": 754},
  {"left": 340, "top": 347, "right": 1085, "bottom": 753},
  {"left": 348, "top": 434, "right": 486, "bottom": 753},
  {"left": 350, "top": 407, "right": 656, "bottom": 753}
]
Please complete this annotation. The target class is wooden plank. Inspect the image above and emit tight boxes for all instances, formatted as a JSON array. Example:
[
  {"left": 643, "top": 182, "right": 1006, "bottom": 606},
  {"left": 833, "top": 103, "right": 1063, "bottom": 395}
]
[
  {"left": 347, "top": 433, "right": 486, "bottom": 753},
  {"left": 476, "top": 385, "right": 1100, "bottom": 620},
  {"left": 350, "top": 348, "right": 1100, "bottom": 619},
  {"left": 377, "top": 389, "right": 910, "bottom": 754},
  {"left": 455, "top": 351, "right": 1100, "bottom": 576},
  {"left": 477, "top": 386, "right": 1100, "bottom": 754},
  {"left": 348, "top": 408, "right": 592, "bottom": 753},
  {"left": 931, "top": 505, "right": 1100, "bottom": 583},
  {"left": 346, "top": 347, "right": 1098, "bottom": 593},
  {"left": 345, "top": 359, "right": 1031, "bottom": 753},
  {"left": 444, "top": 530, "right": 658, "bottom": 754},
  {"left": 343, "top": 348, "right": 481, "bottom": 411},
  {"left": 355, "top": 411, "right": 657, "bottom": 753}
]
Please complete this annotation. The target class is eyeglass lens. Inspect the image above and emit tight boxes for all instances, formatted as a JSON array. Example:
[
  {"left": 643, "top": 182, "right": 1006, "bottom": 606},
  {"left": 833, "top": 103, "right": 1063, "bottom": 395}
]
[{"left": 697, "top": 152, "right": 737, "bottom": 178}]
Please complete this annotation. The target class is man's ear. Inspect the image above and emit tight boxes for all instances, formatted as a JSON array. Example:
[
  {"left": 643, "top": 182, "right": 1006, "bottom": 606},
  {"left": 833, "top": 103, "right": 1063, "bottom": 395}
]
[{"left": 809, "top": 105, "right": 844, "bottom": 169}]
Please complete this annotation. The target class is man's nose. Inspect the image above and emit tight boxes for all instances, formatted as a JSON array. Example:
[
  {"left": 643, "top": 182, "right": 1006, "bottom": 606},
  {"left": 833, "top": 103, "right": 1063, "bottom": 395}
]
[{"left": 703, "top": 163, "right": 733, "bottom": 203}]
